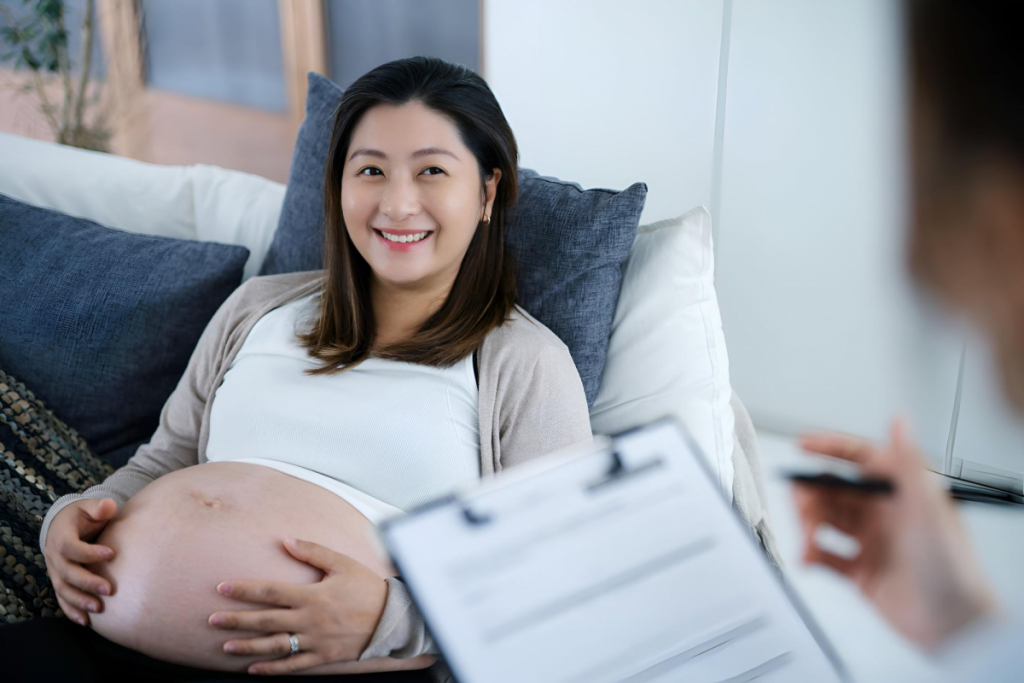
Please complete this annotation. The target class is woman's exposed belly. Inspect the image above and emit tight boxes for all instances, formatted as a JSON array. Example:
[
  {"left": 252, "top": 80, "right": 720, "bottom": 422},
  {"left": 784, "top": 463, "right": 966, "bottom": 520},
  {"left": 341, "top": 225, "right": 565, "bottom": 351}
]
[{"left": 83, "top": 462, "right": 412, "bottom": 672}]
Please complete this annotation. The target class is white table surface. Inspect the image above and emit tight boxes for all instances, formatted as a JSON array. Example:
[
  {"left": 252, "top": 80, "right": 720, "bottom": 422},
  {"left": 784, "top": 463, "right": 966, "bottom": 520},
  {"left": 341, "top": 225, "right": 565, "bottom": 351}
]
[{"left": 758, "top": 430, "right": 1024, "bottom": 683}]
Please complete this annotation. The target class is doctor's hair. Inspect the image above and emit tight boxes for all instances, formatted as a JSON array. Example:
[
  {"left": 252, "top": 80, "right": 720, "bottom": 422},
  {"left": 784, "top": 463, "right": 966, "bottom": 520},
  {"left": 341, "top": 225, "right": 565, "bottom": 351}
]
[
  {"left": 298, "top": 56, "right": 520, "bottom": 374},
  {"left": 904, "top": 0, "right": 1024, "bottom": 294},
  {"left": 907, "top": 0, "right": 1024, "bottom": 168}
]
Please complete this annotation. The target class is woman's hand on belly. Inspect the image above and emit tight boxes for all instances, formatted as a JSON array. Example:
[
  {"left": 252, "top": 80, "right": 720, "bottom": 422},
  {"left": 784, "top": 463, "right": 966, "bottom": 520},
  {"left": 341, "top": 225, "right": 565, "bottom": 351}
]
[
  {"left": 210, "top": 537, "right": 417, "bottom": 675},
  {"left": 43, "top": 497, "right": 119, "bottom": 627}
]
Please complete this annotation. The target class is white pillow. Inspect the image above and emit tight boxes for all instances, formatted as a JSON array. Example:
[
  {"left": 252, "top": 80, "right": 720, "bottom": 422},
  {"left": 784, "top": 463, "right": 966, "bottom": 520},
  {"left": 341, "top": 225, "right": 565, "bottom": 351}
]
[
  {"left": 590, "top": 206, "right": 735, "bottom": 497},
  {"left": 0, "top": 134, "right": 285, "bottom": 281},
  {"left": 190, "top": 164, "right": 285, "bottom": 281},
  {"left": 0, "top": 132, "right": 196, "bottom": 240}
]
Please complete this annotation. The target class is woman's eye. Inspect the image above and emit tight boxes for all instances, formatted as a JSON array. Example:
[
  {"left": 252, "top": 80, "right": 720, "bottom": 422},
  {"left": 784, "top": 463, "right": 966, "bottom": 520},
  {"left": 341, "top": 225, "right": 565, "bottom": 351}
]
[
  {"left": 422, "top": 167, "right": 445, "bottom": 176},
  {"left": 359, "top": 167, "right": 383, "bottom": 176}
]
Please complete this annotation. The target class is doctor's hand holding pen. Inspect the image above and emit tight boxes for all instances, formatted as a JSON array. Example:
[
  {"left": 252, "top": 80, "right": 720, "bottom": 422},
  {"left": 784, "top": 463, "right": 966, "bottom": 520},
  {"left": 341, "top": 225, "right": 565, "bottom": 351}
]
[{"left": 791, "top": 417, "right": 999, "bottom": 651}]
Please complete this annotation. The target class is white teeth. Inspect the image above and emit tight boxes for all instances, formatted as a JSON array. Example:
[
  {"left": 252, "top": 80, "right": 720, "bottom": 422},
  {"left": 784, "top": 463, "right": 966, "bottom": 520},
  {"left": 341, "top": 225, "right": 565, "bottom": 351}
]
[{"left": 380, "top": 231, "right": 429, "bottom": 244}]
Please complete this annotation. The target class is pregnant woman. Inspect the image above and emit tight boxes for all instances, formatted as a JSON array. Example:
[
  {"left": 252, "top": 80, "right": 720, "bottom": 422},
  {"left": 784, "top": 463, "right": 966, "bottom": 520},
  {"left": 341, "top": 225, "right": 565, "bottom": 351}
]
[{"left": 2, "top": 56, "right": 591, "bottom": 681}]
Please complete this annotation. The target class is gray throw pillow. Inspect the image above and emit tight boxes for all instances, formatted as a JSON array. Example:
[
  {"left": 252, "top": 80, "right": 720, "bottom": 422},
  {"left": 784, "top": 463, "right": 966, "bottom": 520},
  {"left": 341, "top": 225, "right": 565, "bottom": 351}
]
[
  {"left": 0, "top": 193, "right": 250, "bottom": 467},
  {"left": 262, "top": 72, "right": 646, "bottom": 404}
]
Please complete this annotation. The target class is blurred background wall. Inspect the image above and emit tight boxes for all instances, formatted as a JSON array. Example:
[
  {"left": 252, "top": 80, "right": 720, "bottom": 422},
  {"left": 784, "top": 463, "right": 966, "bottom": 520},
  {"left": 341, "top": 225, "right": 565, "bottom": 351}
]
[
  {"left": 711, "top": 0, "right": 1023, "bottom": 488},
  {"left": 2, "top": 0, "right": 1022, "bottom": 484},
  {"left": 488, "top": 0, "right": 1024, "bottom": 487}
]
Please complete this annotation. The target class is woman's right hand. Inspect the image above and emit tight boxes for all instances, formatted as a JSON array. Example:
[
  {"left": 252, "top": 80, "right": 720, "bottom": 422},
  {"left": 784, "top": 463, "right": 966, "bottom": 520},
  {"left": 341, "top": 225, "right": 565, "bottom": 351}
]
[{"left": 43, "top": 497, "right": 118, "bottom": 626}]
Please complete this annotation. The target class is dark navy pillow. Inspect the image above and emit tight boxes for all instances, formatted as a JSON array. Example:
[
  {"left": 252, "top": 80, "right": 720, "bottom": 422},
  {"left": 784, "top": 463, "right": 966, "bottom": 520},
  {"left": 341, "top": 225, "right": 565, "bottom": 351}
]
[
  {"left": 0, "top": 193, "right": 250, "bottom": 468},
  {"left": 261, "top": 72, "right": 646, "bottom": 404}
]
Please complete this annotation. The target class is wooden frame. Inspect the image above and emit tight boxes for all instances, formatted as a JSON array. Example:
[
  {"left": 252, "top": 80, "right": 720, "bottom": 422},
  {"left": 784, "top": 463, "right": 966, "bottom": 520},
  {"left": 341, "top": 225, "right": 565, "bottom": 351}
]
[
  {"left": 278, "top": 0, "right": 329, "bottom": 130},
  {"left": 478, "top": 0, "right": 486, "bottom": 79},
  {"left": 96, "top": 0, "right": 147, "bottom": 158}
]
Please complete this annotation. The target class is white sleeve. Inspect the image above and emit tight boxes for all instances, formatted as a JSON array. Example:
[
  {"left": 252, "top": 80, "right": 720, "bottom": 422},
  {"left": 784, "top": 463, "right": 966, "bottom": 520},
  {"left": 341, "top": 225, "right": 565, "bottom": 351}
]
[{"left": 935, "top": 614, "right": 1022, "bottom": 683}]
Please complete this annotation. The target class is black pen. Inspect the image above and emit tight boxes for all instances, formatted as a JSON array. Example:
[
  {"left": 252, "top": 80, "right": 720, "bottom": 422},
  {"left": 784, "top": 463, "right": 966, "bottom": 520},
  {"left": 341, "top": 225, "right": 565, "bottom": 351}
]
[
  {"left": 785, "top": 471, "right": 1024, "bottom": 504},
  {"left": 784, "top": 471, "right": 896, "bottom": 495}
]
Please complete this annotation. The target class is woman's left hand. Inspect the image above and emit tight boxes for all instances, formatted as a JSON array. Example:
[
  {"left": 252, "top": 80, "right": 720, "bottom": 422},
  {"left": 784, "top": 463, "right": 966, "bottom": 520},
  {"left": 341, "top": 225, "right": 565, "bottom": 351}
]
[{"left": 209, "top": 537, "right": 388, "bottom": 675}]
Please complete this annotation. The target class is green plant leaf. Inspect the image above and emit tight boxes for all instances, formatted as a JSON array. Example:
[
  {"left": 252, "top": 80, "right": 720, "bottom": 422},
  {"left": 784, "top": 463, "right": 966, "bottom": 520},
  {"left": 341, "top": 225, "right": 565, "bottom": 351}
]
[
  {"left": 44, "top": 27, "right": 66, "bottom": 48},
  {"left": 1, "top": 28, "right": 25, "bottom": 45},
  {"left": 36, "top": 0, "right": 63, "bottom": 24},
  {"left": 19, "top": 45, "right": 39, "bottom": 69}
]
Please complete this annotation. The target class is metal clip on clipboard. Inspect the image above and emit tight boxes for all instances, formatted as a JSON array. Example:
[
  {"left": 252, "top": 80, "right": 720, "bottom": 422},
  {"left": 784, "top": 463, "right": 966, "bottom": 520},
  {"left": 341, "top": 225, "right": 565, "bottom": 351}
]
[
  {"left": 585, "top": 448, "right": 666, "bottom": 493},
  {"left": 458, "top": 440, "right": 666, "bottom": 527}
]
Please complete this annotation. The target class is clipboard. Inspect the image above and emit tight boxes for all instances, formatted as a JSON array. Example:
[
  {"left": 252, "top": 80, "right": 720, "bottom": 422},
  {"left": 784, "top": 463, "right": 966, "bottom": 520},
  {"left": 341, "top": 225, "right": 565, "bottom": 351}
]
[{"left": 381, "top": 418, "right": 848, "bottom": 683}]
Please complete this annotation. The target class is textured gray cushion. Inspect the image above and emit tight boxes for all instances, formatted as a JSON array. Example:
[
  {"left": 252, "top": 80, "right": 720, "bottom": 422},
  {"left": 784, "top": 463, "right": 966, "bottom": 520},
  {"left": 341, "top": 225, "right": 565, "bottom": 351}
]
[
  {"left": 258, "top": 73, "right": 342, "bottom": 276},
  {"left": 262, "top": 72, "right": 646, "bottom": 404},
  {"left": 0, "top": 366, "right": 115, "bottom": 623},
  {"left": 0, "top": 193, "right": 250, "bottom": 467}
]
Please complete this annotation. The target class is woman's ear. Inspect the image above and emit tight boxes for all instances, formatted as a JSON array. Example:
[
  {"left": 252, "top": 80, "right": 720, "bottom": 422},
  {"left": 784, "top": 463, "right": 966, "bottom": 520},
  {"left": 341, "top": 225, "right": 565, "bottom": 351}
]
[{"left": 483, "top": 168, "right": 502, "bottom": 219}]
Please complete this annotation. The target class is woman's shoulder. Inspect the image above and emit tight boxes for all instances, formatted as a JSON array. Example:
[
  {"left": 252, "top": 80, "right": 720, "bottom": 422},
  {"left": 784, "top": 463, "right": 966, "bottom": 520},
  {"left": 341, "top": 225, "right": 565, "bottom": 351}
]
[
  {"left": 484, "top": 305, "right": 571, "bottom": 356},
  {"left": 479, "top": 305, "right": 577, "bottom": 379},
  {"left": 215, "top": 270, "right": 323, "bottom": 323},
  {"left": 235, "top": 270, "right": 324, "bottom": 305},
  {"left": 195, "top": 271, "right": 323, "bottom": 356}
]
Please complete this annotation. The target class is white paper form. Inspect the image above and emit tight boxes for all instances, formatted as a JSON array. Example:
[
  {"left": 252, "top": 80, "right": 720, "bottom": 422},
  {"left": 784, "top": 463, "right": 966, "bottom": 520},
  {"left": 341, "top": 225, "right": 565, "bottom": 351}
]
[{"left": 382, "top": 419, "right": 847, "bottom": 683}]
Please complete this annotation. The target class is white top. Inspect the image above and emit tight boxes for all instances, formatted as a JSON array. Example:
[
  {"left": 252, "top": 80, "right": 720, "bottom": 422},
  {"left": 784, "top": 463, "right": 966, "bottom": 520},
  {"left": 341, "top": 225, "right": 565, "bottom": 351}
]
[
  {"left": 205, "top": 290, "right": 481, "bottom": 524},
  {"left": 937, "top": 615, "right": 1022, "bottom": 683}
]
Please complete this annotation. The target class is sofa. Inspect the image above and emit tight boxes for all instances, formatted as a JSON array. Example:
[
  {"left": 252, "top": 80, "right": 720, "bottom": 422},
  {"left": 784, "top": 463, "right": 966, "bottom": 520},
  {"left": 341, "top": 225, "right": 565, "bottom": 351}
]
[{"left": 0, "top": 131, "right": 778, "bottom": 567}]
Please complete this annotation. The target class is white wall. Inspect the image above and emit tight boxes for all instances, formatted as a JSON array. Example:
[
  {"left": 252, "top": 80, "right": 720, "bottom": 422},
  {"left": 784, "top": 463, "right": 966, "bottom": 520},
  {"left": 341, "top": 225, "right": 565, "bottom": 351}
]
[
  {"left": 482, "top": 0, "right": 725, "bottom": 225},
  {"left": 712, "top": 0, "right": 964, "bottom": 464},
  {"left": 482, "top": 0, "right": 1024, "bottom": 483}
]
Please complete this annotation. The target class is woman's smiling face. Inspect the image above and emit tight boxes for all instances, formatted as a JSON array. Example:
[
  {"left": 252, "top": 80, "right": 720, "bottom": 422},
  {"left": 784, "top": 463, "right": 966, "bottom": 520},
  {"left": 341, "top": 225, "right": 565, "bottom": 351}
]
[{"left": 341, "top": 100, "right": 500, "bottom": 290}]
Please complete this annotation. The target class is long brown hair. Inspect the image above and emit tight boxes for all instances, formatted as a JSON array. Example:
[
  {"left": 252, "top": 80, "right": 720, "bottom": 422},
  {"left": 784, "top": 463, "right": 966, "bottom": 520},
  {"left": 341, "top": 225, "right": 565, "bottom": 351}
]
[{"left": 298, "top": 56, "right": 519, "bottom": 376}]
